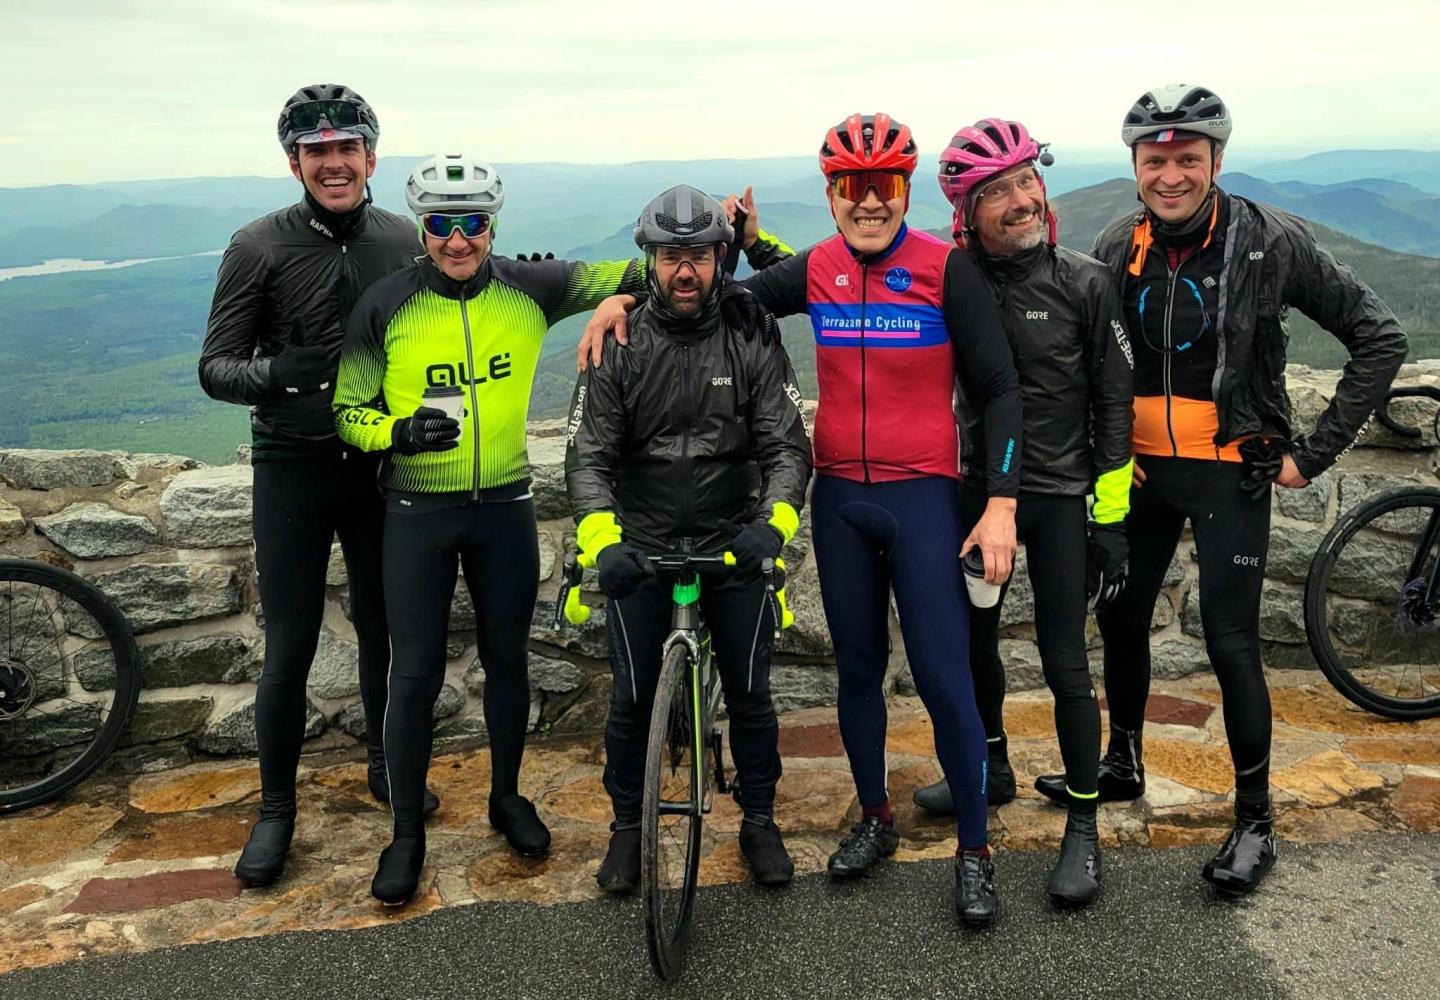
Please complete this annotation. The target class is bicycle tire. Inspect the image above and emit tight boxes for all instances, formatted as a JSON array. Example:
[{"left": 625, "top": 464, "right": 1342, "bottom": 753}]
[
  {"left": 1305, "top": 488, "right": 1440, "bottom": 720},
  {"left": 641, "top": 642, "right": 704, "bottom": 980},
  {"left": 0, "top": 559, "right": 141, "bottom": 812}
]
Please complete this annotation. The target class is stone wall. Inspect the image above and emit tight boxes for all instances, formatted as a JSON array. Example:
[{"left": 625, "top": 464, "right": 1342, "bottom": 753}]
[{"left": 2, "top": 362, "right": 1437, "bottom": 771}]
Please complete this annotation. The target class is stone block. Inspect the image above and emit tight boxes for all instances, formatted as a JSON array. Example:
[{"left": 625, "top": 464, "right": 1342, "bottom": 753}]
[
  {"left": 76, "top": 633, "right": 261, "bottom": 690},
  {"left": 528, "top": 652, "right": 583, "bottom": 694},
  {"left": 83, "top": 562, "right": 241, "bottom": 634},
  {"left": 771, "top": 662, "right": 840, "bottom": 713},
  {"left": 775, "top": 561, "right": 832, "bottom": 656},
  {"left": 0, "top": 497, "right": 26, "bottom": 541},
  {"left": 123, "top": 697, "right": 215, "bottom": 745},
  {"left": 0, "top": 449, "right": 120, "bottom": 490},
  {"left": 159, "top": 465, "right": 254, "bottom": 547},
  {"left": 1275, "top": 472, "right": 1332, "bottom": 523},
  {"left": 527, "top": 437, "right": 569, "bottom": 521},
  {"left": 998, "top": 638, "right": 1045, "bottom": 691},
  {"left": 198, "top": 698, "right": 324, "bottom": 755},
  {"left": 306, "top": 631, "right": 360, "bottom": 699},
  {"left": 34, "top": 502, "right": 158, "bottom": 558}
]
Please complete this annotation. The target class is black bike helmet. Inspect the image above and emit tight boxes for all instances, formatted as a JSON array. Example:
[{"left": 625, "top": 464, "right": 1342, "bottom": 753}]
[
  {"left": 633, "top": 185, "right": 734, "bottom": 250},
  {"left": 1121, "top": 83, "right": 1231, "bottom": 150},
  {"left": 277, "top": 84, "right": 380, "bottom": 155}
]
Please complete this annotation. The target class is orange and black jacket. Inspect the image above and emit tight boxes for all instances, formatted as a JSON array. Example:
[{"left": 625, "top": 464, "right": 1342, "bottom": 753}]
[{"left": 1093, "top": 189, "right": 1407, "bottom": 479}]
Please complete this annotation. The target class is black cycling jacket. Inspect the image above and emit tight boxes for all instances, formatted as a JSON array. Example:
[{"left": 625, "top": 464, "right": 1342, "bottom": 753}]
[
  {"left": 959, "top": 243, "right": 1134, "bottom": 513},
  {"left": 566, "top": 294, "right": 812, "bottom": 554},
  {"left": 1093, "top": 189, "right": 1408, "bottom": 480},
  {"left": 198, "top": 197, "right": 420, "bottom": 444}
]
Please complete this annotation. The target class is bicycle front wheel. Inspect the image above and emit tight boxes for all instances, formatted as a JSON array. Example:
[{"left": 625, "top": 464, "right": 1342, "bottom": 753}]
[
  {"left": 1305, "top": 488, "right": 1440, "bottom": 720},
  {"left": 0, "top": 560, "right": 141, "bottom": 812},
  {"left": 641, "top": 642, "right": 705, "bottom": 980}
]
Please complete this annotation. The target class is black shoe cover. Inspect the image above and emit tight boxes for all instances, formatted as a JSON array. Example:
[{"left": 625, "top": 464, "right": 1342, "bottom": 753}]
[
  {"left": 739, "top": 818, "right": 794, "bottom": 887},
  {"left": 1037, "top": 727, "right": 1145, "bottom": 805},
  {"left": 490, "top": 794, "right": 551, "bottom": 858},
  {"left": 371, "top": 835, "right": 426, "bottom": 907},
  {"left": 597, "top": 824, "right": 641, "bottom": 894},
  {"left": 1046, "top": 810, "right": 1101, "bottom": 907},
  {"left": 1202, "top": 801, "right": 1276, "bottom": 896},
  {"left": 234, "top": 816, "right": 295, "bottom": 888}
]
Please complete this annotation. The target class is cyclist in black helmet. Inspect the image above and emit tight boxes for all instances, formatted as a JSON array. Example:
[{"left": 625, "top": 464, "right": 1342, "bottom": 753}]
[
  {"left": 199, "top": 84, "right": 438, "bottom": 890},
  {"left": 1057, "top": 82, "right": 1406, "bottom": 895},
  {"left": 566, "top": 185, "right": 812, "bottom": 892}
]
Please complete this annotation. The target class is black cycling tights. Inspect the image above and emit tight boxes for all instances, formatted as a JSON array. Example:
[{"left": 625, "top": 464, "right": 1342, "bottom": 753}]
[
  {"left": 1097, "top": 456, "right": 1273, "bottom": 795},
  {"left": 252, "top": 451, "right": 389, "bottom": 821},
  {"left": 382, "top": 498, "right": 539, "bottom": 836},
  {"left": 964, "top": 487, "right": 1100, "bottom": 797}
]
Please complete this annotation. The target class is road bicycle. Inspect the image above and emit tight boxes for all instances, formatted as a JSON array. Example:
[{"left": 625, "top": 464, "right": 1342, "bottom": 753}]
[
  {"left": 555, "top": 544, "right": 790, "bottom": 980},
  {"left": 1304, "top": 385, "right": 1440, "bottom": 720},
  {"left": 0, "top": 558, "right": 141, "bottom": 812}
]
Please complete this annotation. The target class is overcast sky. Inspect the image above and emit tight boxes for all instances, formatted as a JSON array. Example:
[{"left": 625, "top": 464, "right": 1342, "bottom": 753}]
[{"left": 3, "top": 0, "right": 1437, "bottom": 187}]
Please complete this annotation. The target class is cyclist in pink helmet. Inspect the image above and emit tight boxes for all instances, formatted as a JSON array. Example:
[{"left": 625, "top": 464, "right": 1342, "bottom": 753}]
[{"left": 905, "top": 118, "right": 1135, "bottom": 909}]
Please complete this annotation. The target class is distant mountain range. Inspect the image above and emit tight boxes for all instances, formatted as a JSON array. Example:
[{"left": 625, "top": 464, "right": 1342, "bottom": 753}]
[
  {"left": 4, "top": 149, "right": 1434, "bottom": 269},
  {"left": 1, "top": 157, "right": 1438, "bottom": 462}
]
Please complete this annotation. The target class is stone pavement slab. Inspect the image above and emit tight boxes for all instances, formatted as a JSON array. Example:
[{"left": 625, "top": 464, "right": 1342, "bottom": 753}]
[{"left": 0, "top": 671, "right": 1435, "bottom": 978}]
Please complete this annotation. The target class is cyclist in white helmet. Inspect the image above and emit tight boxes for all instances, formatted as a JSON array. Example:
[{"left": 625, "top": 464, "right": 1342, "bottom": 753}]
[{"left": 333, "top": 152, "right": 647, "bottom": 907}]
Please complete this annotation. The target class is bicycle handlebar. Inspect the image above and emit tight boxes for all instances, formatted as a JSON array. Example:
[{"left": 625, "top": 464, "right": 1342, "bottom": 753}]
[
  {"left": 1377, "top": 385, "right": 1440, "bottom": 439},
  {"left": 553, "top": 548, "right": 794, "bottom": 631}
]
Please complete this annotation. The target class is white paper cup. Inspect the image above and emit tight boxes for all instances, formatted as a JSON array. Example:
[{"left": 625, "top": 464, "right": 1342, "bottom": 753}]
[
  {"left": 421, "top": 386, "right": 466, "bottom": 436},
  {"left": 963, "top": 549, "right": 1001, "bottom": 609}
]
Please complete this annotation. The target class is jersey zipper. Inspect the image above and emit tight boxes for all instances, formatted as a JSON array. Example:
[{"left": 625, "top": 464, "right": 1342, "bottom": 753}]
[
  {"left": 1162, "top": 260, "right": 1181, "bottom": 457},
  {"left": 679, "top": 343, "right": 693, "bottom": 532},
  {"left": 457, "top": 291, "right": 483, "bottom": 499},
  {"left": 858, "top": 261, "right": 870, "bottom": 484}
]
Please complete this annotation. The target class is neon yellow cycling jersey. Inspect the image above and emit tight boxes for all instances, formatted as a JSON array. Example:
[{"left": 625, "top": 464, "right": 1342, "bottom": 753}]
[{"left": 334, "top": 254, "right": 644, "bottom": 497}]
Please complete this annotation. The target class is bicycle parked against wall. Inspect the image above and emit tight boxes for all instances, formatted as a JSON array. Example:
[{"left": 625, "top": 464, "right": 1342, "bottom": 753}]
[
  {"left": 555, "top": 545, "right": 791, "bottom": 980},
  {"left": 0, "top": 559, "right": 140, "bottom": 813},
  {"left": 1305, "top": 385, "right": 1440, "bottom": 720}
]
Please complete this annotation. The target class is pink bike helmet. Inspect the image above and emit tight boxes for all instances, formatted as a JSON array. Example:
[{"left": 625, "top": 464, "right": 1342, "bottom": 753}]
[{"left": 937, "top": 118, "right": 1056, "bottom": 245}]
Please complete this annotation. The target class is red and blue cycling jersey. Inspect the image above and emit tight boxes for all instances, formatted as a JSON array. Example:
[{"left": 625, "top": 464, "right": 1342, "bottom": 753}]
[{"left": 741, "top": 222, "right": 1021, "bottom": 494}]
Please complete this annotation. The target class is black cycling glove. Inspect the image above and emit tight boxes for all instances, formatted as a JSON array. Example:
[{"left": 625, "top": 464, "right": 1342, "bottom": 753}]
[
  {"left": 718, "top": 283, "right": 780, "bottom": 347},
  {"left": 391, "top": 406, "right": 461, "bottom": 454},
  {"left": 1086, "top": 522, "right": 1129, "bottom": 612},
  {"left": 269, "top": 320, "right": 333, "bottom": 395},
  {"left": 515, "top": 252, "right": 556, "bottom": 261},
  {"left": 1239, "top": 437, "right": 1288, "bottom": 500},
  {"left": 726, "top": 520, "right": 784, "bottom": 579},
  {"left": 596, "top": 544, "right": 656, "bottom": 600}
]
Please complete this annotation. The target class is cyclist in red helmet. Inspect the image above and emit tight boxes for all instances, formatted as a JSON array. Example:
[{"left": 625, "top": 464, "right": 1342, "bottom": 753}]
[{"left": 576, "top": 114, "right": 1022, "bottom": 926}]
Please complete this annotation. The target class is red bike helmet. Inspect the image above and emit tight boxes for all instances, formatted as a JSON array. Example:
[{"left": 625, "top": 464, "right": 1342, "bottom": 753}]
[{"left": 818, "top": 113, "right": 919, "bottom": 179}]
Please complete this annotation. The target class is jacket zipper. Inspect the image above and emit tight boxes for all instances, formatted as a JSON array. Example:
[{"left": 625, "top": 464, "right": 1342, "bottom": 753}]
[
  {"left": 457, "top": 292, "right": 483, "bottom": 499},
  {"left": 858, "top": 261, "right": 870, "bottom": 484},
  {"left": 679, "top": 343, "right": 693, "bottom": 531},
  {"left": 1162, "top": 260, "right": 1181, "bottom": 457}
]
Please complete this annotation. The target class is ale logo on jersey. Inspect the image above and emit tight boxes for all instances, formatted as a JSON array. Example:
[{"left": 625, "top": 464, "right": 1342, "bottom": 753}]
[
  {"left": 425, "top": 353, "right": 513, "bottom": 388},
  {"left": 884, "top": 267, "right": 912, "bottom": 293}
]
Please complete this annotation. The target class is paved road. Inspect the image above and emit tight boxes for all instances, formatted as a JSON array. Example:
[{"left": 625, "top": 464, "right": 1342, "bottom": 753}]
[{"left": 6, "top": 836, "right": 1438, "bottom": 1000}]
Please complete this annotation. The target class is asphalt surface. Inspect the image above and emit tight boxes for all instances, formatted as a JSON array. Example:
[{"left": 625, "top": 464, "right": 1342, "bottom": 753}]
[{"left": 5, "top": 836, "right": 1438, "bottom": 1000}]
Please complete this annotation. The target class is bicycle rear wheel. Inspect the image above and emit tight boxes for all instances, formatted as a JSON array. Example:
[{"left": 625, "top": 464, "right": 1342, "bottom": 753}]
[
  {"left": 1305, "top": 488, "right": 1440, "bottom": 720},
  {"left": 641, "top": 642, "right": 705, "bottom": 980},
  {"left": 0, "top": 560, "right": 140, "bottom": 812}
]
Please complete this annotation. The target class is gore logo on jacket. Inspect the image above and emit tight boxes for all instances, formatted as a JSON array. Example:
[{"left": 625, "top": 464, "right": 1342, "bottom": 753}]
[{"left": 805, "top": 225, "right": 957, "bottom": 482}]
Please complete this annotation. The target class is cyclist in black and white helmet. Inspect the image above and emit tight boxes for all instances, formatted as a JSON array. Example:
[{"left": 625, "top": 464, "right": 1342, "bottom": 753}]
[
  {"left": 1064, "top": 82, "right": 1407, "bottom": 897},
  {"left": 200, "top": 84, "right": 433, "bottom": 892}
]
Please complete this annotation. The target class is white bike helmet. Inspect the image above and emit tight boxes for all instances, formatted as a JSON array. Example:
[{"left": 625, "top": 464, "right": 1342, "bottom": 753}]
[{"left": 404, "top": 153, "right": 505, "bottom": 215}]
